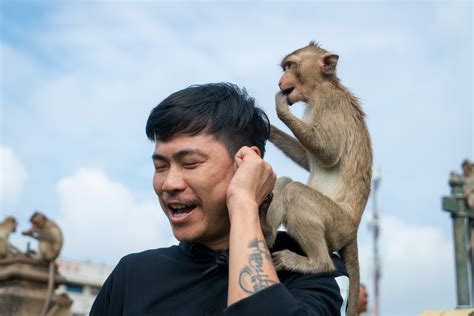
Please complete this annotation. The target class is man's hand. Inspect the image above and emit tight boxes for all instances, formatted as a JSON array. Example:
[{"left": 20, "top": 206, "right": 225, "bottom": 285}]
[
  {"left": 226, "top": 146, "right": 276, "bottom": 221},
  {"left": 226, "top": 146, "right": 279, "bottom": 306}
]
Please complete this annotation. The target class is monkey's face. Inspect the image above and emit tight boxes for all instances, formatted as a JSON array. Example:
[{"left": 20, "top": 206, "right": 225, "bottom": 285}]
[
  {"left": 279, "top": 58, "right": 310, "bottom": 104},
  {"left": 152, "top": 133, "right": 234, "bottom": 249},
  {"left": 31, "top": 215, "right": 45, "bottom": 229},
  {"left": 6, "top": 218, "right": 17, "bottom": 232},
  {"left": 279, "top": 46, "right": 339, "bottom": 106},
  {"left": 463, "top": 161, "right": 474, "bottom": 177}
]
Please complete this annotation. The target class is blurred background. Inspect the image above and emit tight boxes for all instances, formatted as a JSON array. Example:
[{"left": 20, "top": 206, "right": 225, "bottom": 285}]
[{"left": 1, "top": 1, "right": 472, "bottom": 315}]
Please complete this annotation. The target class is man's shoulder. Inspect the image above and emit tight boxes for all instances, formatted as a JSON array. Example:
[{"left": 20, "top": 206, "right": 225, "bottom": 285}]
[
  {"left": 117, "top": 244, "right": 182, "bottom": 268},
  {"left": 271, "top": 231, "right": 304, "bottom": 254}
]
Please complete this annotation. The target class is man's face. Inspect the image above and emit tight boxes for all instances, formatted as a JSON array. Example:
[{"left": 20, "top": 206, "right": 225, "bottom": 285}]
[{"left": 152, "top": 133, "right": 235, "bottom": 250}]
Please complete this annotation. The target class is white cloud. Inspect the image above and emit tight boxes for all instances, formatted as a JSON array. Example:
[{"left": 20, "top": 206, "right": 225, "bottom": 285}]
[
  {"left": 0, "top": 146, "right": 28, "bottom": 213},
  {"left": 359, "top": 215, "right": 455, "bottom": 316},
  {"left": 56, "top": 167, "right": 176, "bottom": 265}
]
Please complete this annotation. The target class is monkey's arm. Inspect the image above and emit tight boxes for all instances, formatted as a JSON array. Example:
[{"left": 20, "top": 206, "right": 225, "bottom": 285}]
[
  {"left": 275, "top": 93, "right": 344, "bottom": 168},
  {"left": 269, "top": 124, "right": 310, "bottom": 171},
  {"left": 22, "top": 229, "right": 57, "bottom": 242}
]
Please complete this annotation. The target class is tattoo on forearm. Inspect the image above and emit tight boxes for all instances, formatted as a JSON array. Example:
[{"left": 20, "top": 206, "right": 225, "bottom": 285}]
[{"left": 239, "top": 238, "right": 277, "bottom": 294}]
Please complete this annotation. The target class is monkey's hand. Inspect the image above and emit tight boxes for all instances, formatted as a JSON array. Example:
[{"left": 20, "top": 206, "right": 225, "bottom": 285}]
[
  {"left": 22, "top": 229, "right": 33, "bottom": 237},
  {"left": 275, "top": 91, "right": 291, "bottom": 117}
]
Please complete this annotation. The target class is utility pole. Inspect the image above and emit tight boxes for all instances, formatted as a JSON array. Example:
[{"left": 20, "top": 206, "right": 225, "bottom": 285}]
[{"left": 371, "top": 168, "right": 382, "bottom": 316}]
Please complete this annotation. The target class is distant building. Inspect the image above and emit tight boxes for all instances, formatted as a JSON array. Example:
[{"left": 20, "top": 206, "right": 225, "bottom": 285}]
[{"left": 56, "top": 258, "right": 113, "bottom": 316}]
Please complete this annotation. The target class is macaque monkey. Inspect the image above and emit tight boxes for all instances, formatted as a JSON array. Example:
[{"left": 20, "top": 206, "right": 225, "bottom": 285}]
[
  {"left": 264, "top": 42, "right": 372, "bottom": 316},
  {"left": 22, "top": 211, "right": 64, "bottom": 316},
  {"left": 0, "top": 216, "right": 18, "bottom": 259},
  {"left": 22, "top": 211, "right": 63, "bottom": 261},
  {"left": 462, "top": 159, "right": 474, "bottom": 209}
]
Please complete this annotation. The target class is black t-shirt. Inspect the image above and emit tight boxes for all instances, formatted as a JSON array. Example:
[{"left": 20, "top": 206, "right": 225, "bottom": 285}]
[{"left": 90, "top": 232, "right": 349, "bottom": 316}]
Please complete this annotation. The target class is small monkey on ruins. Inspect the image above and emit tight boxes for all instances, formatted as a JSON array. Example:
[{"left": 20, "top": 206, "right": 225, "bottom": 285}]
[
  {"left": 462, "top": 159, "right": 474, "bottom": 209},
  {"left": 264, "top": 42, "right": 372, "bottom": 316},
  {"left": 22, "top": 211, "right": 64, "bottom": 316},
  {"left": 0, "top": 216, "right": 18, "bottom": 259},
  {"left": 22, "top": 211, "right": 63, "bottom": 262}
]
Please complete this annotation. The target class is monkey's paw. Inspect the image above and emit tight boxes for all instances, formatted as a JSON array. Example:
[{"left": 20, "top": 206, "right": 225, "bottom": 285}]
[
  {"left": 275, "top": 92, "right": 290, "bottom": 114},
  {"left": 272, "top": 249, "right": 299, "bottom": 272}
]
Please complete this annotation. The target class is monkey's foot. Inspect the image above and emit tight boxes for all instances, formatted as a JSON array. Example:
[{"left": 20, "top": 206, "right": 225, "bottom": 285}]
[
  {"left": 272, "top": 250, "right": 335, "bottom": 274},
  {"left": 272, "top": 249, "right": 305, "bottom": 272}
]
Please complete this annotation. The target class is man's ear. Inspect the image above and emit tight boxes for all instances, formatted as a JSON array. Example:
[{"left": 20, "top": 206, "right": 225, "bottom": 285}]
[{"left": 249, "top": 146, "right": 262, "bottom": 157}]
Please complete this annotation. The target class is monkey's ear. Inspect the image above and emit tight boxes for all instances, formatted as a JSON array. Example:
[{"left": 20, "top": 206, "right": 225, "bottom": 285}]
[{"left": 320, "top": 53, "right": 339, "bottom": 75}]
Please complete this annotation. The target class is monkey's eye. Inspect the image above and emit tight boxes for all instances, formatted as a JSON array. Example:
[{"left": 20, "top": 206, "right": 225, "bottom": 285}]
[{"left": 282, "top": 61, "right": 294, "bottom": 71}]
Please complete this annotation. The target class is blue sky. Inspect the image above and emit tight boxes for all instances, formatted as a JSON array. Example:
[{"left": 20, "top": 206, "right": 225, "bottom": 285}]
[{"left": 1, "top": 1, "right": 472, "bottom": 315}]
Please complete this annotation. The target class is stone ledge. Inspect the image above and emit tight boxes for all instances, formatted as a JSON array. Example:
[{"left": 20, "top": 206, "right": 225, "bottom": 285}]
[{"left": 0, "top": 255, "right": 66, "bottom": 286}]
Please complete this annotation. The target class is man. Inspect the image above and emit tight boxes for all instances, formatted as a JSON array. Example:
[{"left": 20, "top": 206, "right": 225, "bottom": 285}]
[
  {"left": 357, "top": 284, "right": 368, "bottom": 315},
  {"left": 90, "top": 83, "right": 349, "bottom": 315}
]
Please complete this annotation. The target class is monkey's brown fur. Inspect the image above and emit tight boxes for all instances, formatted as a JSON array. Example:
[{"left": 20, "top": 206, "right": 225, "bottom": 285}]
[
  {"left": 22, "top": 211, "right": 64, "bottom": 316},
  {"left": 463, "top": 159, "right": 474, "bottom": 209},
  {"left": 0, "top": 217, "right": 17, "bottom": 259},
  {"left": 264, "top": 42, "right": 372, "bottom": 316},
  {"left": 22, "top": 212, "right": 63, "bottom": 262}
]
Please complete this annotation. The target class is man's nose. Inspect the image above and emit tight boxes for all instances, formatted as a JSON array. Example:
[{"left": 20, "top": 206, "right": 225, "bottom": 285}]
[{"left": 161, "top": 167, "right": 186, "bottom": 193}]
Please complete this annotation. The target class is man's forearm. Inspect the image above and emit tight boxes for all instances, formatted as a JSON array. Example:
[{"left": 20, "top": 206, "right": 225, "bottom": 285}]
[{"left": 227, "top": 202, "right": 280, "bottom": 306}]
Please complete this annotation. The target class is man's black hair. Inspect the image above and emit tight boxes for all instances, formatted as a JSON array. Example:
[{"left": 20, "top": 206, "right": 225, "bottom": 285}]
[{"left": 146, "top": 82, "right": 270, "bottom": 157}]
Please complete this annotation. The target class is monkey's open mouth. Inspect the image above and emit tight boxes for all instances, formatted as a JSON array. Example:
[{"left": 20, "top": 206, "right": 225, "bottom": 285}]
[
  {"left": 168, "top": 203, "right": 196, "bottom": 217},
  {"left": 281, "top": 87, "right": 295, "bottom": 96}
]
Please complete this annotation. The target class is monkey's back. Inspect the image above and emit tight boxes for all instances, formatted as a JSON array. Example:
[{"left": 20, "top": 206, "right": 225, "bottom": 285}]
[{"left": 39, "top": 223, "right": 64, "bottom": 261}]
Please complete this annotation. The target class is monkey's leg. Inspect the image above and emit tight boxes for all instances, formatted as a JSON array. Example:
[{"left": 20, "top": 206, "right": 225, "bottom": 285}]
[
  {"left": 272, "top": 181, "right": 356, "bottom": 274},
  {"left": 264, "top": 177, "right": 293, "bottom": 248}
]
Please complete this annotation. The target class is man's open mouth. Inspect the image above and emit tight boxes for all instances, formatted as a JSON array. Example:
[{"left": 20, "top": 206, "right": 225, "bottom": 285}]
[{"left": 168, "top": 203, "right": 196, "bottom": 217}]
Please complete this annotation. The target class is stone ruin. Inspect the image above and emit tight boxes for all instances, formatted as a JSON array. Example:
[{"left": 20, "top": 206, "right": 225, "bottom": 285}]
[{"left": 0, "top": 213, "right": 72, "bottom": 316}]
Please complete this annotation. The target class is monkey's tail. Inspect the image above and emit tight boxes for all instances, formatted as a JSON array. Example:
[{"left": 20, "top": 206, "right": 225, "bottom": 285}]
[
  {"left": 40, "top": 261, "right": 55, "bottom": 316},
  {"left": 340, "top": 238, "right": 360, "bottom": 316}
]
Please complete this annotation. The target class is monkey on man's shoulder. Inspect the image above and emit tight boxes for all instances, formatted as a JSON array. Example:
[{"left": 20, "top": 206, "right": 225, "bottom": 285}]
[{"left": 264, "top": 42, "right": 372, "bottom": 316}]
